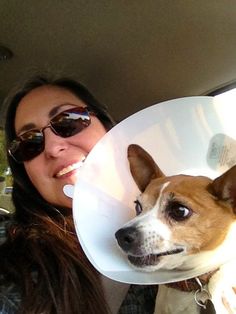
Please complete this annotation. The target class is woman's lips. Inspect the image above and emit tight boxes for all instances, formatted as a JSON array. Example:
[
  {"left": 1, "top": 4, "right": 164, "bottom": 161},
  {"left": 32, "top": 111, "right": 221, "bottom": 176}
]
[{"left": 55, "top": 159, "right": 85, "bottom": 178}]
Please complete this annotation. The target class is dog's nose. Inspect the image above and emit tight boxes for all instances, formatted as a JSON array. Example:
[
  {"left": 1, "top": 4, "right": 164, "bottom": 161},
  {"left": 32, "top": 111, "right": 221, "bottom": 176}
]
[{"left": 115, "top": 227, "right": 141, "bottom": 252}]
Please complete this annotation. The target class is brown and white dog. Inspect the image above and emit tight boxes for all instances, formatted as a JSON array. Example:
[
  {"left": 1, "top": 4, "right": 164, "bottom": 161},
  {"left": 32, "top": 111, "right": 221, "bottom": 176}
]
[{"left": 115, "top": 144, "right": 236, "bottom": 314}]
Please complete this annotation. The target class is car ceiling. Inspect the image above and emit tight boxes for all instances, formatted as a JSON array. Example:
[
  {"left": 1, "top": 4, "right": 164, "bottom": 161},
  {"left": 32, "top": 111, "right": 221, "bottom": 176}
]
[{"left": 1, "top": 1, "right": 236, "bottom": 126}]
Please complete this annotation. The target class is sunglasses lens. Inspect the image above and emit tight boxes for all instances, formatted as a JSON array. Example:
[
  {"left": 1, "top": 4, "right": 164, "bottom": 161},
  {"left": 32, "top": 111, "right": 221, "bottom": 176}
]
[
  {"left": 9, "top": 131, "right": 44, "bottom": 162},
  {"left": 51, "top": 107, "right": 91, "bottom": 137}
]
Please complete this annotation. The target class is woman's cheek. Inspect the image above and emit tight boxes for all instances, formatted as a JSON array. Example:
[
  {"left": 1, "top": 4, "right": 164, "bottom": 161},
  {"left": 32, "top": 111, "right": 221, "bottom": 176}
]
[{"left": 24, "top": 161, "right": 48, "bottom": 194}]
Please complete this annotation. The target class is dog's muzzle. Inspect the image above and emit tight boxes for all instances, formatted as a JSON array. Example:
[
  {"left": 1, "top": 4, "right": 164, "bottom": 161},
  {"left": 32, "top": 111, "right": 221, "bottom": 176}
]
[{"left": 115, "top": 226, "right": 184, "bottom": 268}]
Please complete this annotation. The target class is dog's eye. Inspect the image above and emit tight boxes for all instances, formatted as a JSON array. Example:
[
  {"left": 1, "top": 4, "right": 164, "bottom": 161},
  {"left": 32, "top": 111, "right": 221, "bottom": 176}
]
[
  {"left": 167, "top": 202, "right": 192, "bottom": 221},
  {"left": 134, "top": 200, "right": 143, "bottom": 216}
]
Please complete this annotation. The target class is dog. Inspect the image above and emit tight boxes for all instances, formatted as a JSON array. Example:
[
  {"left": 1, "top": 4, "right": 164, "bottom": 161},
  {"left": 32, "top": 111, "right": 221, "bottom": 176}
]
[{"left": 115, "top": 144, "right": 236, "bottom": 313}]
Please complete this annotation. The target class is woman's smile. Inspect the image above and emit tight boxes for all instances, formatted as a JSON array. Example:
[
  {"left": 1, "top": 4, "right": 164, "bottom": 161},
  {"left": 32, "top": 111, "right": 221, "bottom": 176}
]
[{"left": 55, "top": 158, "right": 86, "bottom": 178}]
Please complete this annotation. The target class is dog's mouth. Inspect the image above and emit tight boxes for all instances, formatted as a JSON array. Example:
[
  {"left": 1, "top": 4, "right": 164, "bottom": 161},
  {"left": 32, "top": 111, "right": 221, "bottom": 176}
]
[{"left": 128, "top": 248, "right": 184, "bottom": 267}]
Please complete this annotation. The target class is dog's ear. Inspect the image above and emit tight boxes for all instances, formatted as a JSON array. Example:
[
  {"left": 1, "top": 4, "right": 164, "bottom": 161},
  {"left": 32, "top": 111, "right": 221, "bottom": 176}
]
[
  {"left": 209, "top": 165, "right": 236, "bottom": 212},
  {"left": 127, "top": 144, "right": 165, "bottom": 192}
]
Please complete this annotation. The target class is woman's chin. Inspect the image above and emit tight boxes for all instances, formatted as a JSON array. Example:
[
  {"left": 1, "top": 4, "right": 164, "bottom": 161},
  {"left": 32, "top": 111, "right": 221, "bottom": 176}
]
[{"left": 63, "top": 196, "right": 73, "bottom": 209}]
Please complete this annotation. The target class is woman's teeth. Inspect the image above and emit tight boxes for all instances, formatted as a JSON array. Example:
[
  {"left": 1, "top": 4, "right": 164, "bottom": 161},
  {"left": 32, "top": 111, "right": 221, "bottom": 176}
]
[{"left": 56, "top": 161, "right": 85, "bottom": 178}]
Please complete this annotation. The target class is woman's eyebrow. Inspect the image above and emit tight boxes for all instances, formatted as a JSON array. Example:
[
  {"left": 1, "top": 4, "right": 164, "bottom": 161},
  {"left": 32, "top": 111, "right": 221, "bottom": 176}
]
[
  {"left": 48, "top": 103, "right": 77, "bottom": 118},
  {"left": 18, "top": 123, "right": 36, "bottom": 134},
  {"left": 18, "top": 103, "right": 77, "bottom": 134}
]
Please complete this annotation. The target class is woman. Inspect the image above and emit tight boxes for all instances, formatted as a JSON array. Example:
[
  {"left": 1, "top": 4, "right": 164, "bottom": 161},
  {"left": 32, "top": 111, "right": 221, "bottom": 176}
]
[{"left": 0, "top": 75, "right": 157, "bottom": 314}]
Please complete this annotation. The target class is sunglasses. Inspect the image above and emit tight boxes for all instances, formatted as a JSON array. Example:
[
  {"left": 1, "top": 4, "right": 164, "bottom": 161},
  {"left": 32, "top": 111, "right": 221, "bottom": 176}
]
[{"left": 8, "top": 106, "right": 92, "bottom": 163}]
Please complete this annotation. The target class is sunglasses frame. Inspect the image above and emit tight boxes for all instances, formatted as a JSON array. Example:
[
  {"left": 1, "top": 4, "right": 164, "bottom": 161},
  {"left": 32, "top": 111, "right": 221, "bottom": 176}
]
[{"left": 8, "top": 106, "right": 92, "bottom": 163}]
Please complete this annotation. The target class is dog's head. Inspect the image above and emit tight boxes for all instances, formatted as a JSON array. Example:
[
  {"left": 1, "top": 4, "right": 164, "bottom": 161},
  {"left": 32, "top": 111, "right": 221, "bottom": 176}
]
[{"left": 115, "top": 144, "right": 236, "bottom": 271}]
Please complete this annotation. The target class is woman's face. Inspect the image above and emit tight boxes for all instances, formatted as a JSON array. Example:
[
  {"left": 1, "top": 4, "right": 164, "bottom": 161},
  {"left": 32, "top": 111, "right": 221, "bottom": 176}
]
[{"left": 14, "top": 85, "right": 107, "bottom": 209}]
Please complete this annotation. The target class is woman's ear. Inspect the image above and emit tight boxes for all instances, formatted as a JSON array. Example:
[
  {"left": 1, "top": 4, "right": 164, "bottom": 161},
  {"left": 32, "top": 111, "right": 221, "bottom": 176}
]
[{"left": 127, "top": 144, "right": 165, "bottom": 192}]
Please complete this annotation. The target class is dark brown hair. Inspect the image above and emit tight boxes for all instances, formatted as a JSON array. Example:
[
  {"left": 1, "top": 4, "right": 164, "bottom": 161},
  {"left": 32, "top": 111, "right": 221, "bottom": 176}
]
[{"left": 1, "top": 75, "right": 115, "bottom": 313}]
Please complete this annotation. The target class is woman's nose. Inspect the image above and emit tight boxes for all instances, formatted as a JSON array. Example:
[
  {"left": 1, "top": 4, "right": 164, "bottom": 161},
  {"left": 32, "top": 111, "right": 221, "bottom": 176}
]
[{"left": 43, "top": 128, "right": 67, "bottom": 158}]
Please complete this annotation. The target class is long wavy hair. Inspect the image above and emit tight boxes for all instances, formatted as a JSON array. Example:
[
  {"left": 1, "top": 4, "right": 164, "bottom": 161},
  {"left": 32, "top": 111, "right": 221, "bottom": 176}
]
[{"left": 1, "top": 76, "right": 115, "bottom": 314}]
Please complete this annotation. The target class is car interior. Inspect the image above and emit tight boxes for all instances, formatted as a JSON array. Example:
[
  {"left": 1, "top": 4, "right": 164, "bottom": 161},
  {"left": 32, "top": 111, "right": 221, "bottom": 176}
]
[{"left": 0, "top": 1, "right": 236, "bottom": 214}]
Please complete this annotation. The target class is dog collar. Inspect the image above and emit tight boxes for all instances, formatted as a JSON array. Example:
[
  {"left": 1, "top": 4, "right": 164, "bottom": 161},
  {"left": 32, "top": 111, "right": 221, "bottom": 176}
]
[{"left": 165, "top": 269, "right": 218, "bottom": 292}]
